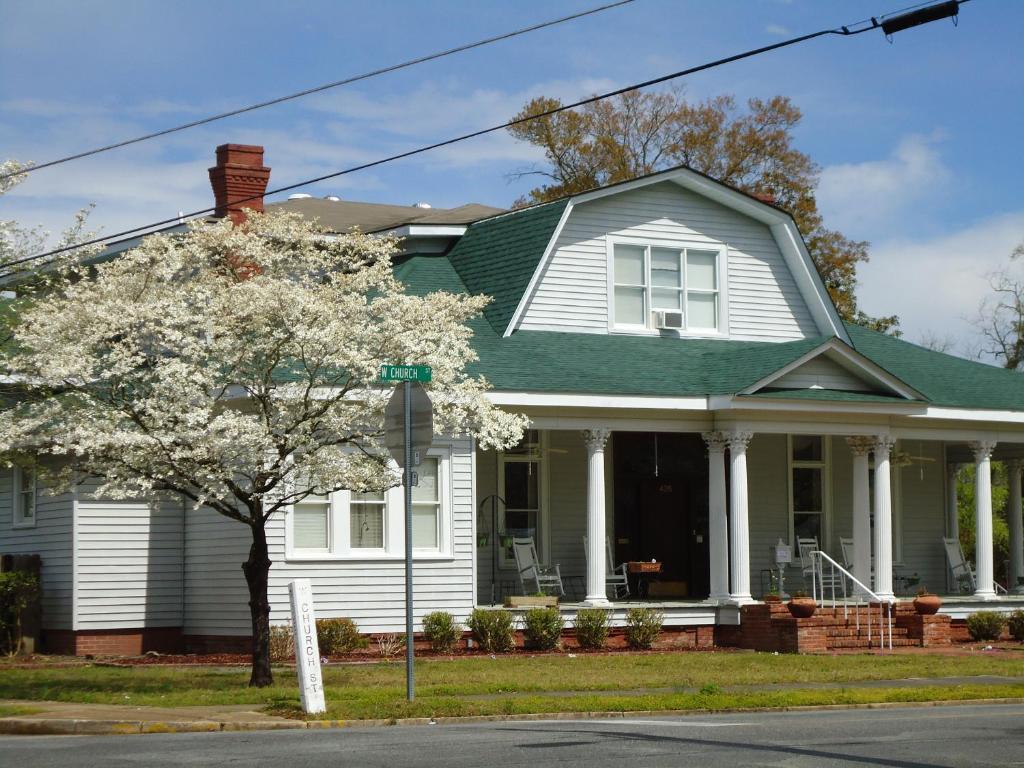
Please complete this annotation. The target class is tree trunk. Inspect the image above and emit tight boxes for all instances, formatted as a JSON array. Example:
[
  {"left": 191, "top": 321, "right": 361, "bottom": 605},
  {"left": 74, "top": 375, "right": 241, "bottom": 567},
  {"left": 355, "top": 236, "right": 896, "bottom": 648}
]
[{"left": 242, "top": 521, "right": 274, "bottom": 687}]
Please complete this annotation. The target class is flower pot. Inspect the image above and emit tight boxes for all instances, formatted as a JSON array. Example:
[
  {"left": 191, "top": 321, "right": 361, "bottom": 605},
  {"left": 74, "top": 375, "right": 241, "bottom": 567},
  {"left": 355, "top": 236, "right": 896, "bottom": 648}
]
[
  {"left": 763, "top": 594, "right": 782, "bottom": 604},
  {"left": 506, "top": 595, "right": 559, "bottom": 608},
  {"left": 913, "top": 594, "right": 942, "bottom": 615},
  {"left": 787, "top": 597, "right": 817, "bottom": 618}
]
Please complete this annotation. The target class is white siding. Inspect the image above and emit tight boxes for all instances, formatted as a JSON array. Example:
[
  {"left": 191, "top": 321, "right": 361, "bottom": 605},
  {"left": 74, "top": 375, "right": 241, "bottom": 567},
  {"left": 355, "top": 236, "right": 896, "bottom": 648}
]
[
  {"left": 76, "top": 496, "right": 184, "bottom": 630},
  {"left": 772, "top": 357, "right": 874, "bottom": 392},
  {"left": 517, "top": 182, "right": 819, "bottom": 341},
  {"left": 266, "top": 438, "right": 477, "bottom": 635},
  {"left": 747, "top": 434, "right": 793, "bottom": 591},
  {"left": 895, "top": 440, "right": 946, "bottom": 591},
  {"left": 183, "top": 504, "right": 251, "bottom": 636},
  {"left": 0, "top": 471, "right": 74, "bottom": 630}
]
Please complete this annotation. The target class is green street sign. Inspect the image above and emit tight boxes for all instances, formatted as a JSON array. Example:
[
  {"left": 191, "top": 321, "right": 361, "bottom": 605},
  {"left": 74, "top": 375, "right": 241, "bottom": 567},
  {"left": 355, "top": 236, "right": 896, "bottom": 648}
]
[{"left": 380, "top": 364, "right": 432, "bottom": 383}]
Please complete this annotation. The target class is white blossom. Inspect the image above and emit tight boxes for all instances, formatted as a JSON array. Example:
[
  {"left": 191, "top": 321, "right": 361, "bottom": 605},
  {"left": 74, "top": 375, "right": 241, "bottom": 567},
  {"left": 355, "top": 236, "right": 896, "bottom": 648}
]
[{"left": 0, "top": 210, "right": 527, "bottom": 525}]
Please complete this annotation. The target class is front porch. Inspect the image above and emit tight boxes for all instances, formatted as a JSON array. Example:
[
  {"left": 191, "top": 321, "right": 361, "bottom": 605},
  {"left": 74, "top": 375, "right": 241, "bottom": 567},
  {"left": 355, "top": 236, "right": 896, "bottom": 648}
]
[{"left": 474, "top": 425, "right": 1024, "bottom": 625}]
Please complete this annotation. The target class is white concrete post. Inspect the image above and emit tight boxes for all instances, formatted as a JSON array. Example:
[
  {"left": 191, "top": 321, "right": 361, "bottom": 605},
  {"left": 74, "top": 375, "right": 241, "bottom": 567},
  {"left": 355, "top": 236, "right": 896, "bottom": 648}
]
[
  {"left": 970, "top": 440, "right": 998, "bottom": 600},
  {"left": 583, "top": 428, "right": 612, "bottom": 606},
  {"left": 1009, "top": 459, "right": 1024, "bottom": 595},
  {"left": 846, "top": 437, "right": 874, "bottom": 593},
  {"left": 872, "top": 436, "right": 896, "bottom": 600},
  {"left": 702, "top": 431, "right": 730, "bottom": 601},
  {"left": 727, "top": 431, "right": 754, "bottom": 603},
  {"left": 946, "top": 462, "right": 960, "bottom": 542}
]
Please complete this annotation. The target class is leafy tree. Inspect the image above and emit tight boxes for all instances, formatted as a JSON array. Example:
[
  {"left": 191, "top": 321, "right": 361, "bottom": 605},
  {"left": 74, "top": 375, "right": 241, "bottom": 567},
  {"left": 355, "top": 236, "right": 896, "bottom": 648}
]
[
  {"left": 956, "top": 462, "right": 1010, "bottom": 586},
  {"left": 507, "top": 89, "right": 898, "bottom": 333},
  {"left": 973, "top": 242, "right": 1024, "bottom": 369},
  {"left": 0, "top": 211, "right": 525, "bottom": 686}
]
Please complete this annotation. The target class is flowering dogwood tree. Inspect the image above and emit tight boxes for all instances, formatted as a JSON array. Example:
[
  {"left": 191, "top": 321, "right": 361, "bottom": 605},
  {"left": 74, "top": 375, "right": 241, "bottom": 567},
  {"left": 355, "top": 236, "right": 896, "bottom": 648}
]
[{"left": 0, "top": 211, "right": 526, "bottom": 686}]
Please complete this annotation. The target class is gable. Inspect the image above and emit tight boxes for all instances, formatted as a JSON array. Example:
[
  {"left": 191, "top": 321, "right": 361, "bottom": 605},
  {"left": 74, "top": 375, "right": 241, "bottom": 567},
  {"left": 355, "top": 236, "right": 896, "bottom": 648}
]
[{"left": 771, "top": 355, "right": 880, "bottom": 392}]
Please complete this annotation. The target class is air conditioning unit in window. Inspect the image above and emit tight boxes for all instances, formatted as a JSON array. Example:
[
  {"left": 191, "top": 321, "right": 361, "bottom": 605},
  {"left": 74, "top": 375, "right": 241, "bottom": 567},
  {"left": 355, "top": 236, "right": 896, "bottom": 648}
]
[{"left": 654, "top": 310, "right": 684, "bottom": 330}]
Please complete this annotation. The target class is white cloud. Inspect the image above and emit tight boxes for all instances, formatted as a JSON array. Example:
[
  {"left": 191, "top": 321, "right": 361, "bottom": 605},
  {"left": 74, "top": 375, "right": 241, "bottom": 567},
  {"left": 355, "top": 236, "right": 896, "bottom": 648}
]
[
  {"left": 765, "top": 24, "right": 791, "bottom": 36},
  {"left": 856, "top": 210, "right": 1024, "bottom": 347},
  {"left": 817, "top": 133, "right": 951, "bottom": 234}
]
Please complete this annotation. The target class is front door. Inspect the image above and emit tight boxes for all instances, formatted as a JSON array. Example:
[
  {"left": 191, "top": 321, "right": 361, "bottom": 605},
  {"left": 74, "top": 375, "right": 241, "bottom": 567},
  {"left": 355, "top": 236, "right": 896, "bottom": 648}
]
[{"left": 613, "top": 432, "right": 710, "bottom": 598}]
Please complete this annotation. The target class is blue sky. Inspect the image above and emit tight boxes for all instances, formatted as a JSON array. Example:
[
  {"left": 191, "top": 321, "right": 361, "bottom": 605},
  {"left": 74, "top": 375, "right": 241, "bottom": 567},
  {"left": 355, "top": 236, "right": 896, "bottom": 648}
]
[{"left": 2, "top": 0, "right": 1022, "bottom": 350}]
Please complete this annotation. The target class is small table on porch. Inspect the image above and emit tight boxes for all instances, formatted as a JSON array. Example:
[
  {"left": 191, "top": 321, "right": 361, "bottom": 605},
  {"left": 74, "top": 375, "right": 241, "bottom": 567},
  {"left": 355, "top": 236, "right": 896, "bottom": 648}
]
[{"left": 626, "top": 561, "right": 662, "bottom": 598}]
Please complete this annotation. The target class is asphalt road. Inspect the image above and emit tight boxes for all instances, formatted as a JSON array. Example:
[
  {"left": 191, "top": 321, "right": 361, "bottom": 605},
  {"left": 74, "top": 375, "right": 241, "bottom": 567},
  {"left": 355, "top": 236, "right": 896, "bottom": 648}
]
[{"left": 2, "top": 703, "right": 1023, "bottom": 767}]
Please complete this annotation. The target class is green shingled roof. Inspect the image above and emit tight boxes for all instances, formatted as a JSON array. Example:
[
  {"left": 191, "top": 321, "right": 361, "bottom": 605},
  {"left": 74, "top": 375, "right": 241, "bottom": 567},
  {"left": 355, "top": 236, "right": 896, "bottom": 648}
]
[
  {"left": 393, "top": 254, "right": 1024, "bottom": 410},
  {"left": 445, "top": 200, "right": 568, "bottom": 334}
]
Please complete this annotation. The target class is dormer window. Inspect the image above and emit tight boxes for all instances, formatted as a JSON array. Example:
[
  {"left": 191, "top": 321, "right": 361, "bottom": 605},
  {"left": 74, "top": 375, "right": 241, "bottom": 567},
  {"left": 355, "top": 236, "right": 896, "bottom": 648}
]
[{"left": 611, "top": 241, "right": 721, "bottom": 333}]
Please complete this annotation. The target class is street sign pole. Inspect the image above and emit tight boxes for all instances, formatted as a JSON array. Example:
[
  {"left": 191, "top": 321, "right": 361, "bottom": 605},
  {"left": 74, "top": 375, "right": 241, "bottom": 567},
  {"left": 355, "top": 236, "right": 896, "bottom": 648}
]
[
  {"left": 380, "top": 364, "right": 432, "bottom": 704},
  {"left": 403, "top": 379, "right": 415, "bottom": 702}
]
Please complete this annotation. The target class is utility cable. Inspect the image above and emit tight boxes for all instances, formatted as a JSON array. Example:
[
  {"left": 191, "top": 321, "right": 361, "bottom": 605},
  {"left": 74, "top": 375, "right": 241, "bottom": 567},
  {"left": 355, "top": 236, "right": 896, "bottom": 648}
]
[
  {"left": 5, "top": 0, "right": 969, "bottom": 273},
  {"left": 0, "top": 0, "right": 634, "bottom": 181}
]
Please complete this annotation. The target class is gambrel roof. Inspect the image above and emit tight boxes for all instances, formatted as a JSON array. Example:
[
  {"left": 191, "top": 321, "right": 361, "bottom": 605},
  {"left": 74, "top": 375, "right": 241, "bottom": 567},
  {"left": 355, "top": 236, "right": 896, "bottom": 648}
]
[{"left": 395, "top": 253, "right": 1024, "bottom": 411}]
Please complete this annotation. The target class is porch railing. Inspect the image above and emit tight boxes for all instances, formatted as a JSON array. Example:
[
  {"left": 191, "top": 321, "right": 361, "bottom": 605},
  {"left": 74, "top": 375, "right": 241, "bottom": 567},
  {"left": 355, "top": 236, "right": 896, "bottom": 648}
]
[{"left": 811, "top": 550, "right": 894, "bottom": 651}]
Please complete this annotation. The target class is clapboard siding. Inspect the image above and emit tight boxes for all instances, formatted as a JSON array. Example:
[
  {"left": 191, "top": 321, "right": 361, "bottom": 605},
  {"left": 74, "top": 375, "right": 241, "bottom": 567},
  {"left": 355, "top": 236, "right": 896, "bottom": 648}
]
[
  {"left": 76, "top": 499, "right": 184, "bottom": 630},
  {"left": 895, "top": 440, "right": 946, "bottom": 590},
  {"left": 265, "top": 438, "right": 477, "bottom": 635},
  {"left": 747, "top": 434, "right": 793, "bottom": 593},
  {"left": 184, "top": 504, "right": 251, "bottom": 635},
  {"left": 773, "top": 357, "right": 872, "bottom": 392},
  {"left": 517, "top": 182, "right": 819, "bottom": 341},
  {"left": 0, "top": 471, "right": 74, "bottom": 630}
]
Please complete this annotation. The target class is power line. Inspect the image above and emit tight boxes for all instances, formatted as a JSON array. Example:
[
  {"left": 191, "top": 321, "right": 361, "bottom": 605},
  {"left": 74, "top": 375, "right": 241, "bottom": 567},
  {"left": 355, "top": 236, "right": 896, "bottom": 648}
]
[
  {"left": 0, "top": 0, "right": 635, "bottom": 182},
  {"left": 7, "top": 0, "right": 968, "bottom": 274}
]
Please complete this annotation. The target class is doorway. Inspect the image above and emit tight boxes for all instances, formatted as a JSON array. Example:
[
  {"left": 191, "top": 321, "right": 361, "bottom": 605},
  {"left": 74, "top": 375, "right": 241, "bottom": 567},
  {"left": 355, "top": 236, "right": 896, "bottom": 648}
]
[{"left": 612, "top": 432, "right": 709, "bottom": 598}]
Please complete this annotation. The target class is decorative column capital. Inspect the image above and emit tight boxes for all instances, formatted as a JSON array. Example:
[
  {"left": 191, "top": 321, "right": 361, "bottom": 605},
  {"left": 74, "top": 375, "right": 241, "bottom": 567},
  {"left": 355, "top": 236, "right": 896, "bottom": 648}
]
[
  {"left": 873, "top": 435, "right": 897, "bottom": 458},
  {"left": 969, "top": 439, "right": 997, "bottom": 462},
  {"left": 702, "top": 431, "right": 729, "bottom": 453},
  {"left": 725, "top": 431, "right": 754, "bottom": 453},
  {"left": 582, "top": 428, "right": 612, "bottom": 453},
  {"left": 846, "top": 436, "right": 875, "bottom": 457}
]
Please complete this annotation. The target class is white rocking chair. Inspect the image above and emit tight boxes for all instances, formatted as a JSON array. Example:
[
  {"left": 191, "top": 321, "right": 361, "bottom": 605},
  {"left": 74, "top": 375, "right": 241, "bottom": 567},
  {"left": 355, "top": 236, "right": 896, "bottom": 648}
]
[
  {"left": 797, "top": 536, "right": 844, "bottom": 596},
  {"left": 943, "top": 537, "right": 976, "bottom": 593},
  {"left": 583, "top": 536, "right": 630, "bottom": 599},
  {"left": 512, "top": 537, "right": 564, "bottom": 596}
]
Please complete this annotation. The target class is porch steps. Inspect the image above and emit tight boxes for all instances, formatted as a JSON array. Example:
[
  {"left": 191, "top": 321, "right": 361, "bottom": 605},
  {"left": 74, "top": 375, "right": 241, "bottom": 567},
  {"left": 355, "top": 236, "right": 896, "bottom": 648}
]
[{"left": 716, "top": 601, "right": 953, "bottom": 653}]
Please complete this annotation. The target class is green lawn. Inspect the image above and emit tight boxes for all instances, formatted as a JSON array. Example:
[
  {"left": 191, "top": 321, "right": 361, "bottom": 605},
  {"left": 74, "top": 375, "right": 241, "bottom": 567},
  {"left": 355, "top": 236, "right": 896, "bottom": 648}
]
[{"left": 2, "top": 651, "right": 1022, "bottom": 721}]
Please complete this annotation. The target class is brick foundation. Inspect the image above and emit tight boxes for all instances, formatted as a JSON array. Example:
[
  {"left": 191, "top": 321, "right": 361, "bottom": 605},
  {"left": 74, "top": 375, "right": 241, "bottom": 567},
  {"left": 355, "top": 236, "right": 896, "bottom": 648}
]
[
  {"left": 717, "top": 600, "right": 954, "bottom": 653},
  {"left": 44, "top": 627, "right": 184, "bottom": 655}
]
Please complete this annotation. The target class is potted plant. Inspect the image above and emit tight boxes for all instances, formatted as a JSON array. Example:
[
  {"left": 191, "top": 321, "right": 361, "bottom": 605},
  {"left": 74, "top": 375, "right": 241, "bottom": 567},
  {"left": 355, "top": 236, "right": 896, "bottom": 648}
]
[
  {"left": 763, "top": 573, "right": 782, "bottom": 603},
  {"left": 912, "top": 586, "right": 942, "bottom": 615},
  {"left": 787, "top": 590, "right": 817, "bottom": 618}
]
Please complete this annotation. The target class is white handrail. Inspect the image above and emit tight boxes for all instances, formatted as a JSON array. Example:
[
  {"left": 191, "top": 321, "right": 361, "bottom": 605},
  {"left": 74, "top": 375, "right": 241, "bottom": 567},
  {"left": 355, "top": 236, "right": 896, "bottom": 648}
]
[{"left": 811, "top": 550, "right": 895, "bottom": 651}]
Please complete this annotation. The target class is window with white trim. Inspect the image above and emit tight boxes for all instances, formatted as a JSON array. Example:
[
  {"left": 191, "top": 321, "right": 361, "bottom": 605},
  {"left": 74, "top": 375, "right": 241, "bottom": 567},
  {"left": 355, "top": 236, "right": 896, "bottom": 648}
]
[
  {"left": 289, "top": 449, "right": 451, "bottom": 559},
  {"left": 12, "top": 467, "right": 36, "bottom": 528},
  {"left": 611, "top": 242, "right": 721, "bottom": 331},
  {"left": 789, "top": 435, "right": 829, "bottom": 546},
  {"left": 498, "top": 430, "right": 544, "bottom": 567}
]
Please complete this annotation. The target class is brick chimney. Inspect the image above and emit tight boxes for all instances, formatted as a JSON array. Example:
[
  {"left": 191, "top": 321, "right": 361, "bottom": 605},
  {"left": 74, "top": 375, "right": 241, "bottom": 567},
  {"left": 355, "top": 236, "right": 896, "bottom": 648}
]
[{"left": 208, "top": 144, "right": 270, "bottom": 225}]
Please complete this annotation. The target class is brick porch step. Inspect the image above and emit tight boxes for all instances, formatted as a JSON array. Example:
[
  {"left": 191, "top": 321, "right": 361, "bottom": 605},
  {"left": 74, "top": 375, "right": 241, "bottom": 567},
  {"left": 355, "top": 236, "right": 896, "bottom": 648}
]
[
  {"left": 826, "top": 626, "right": 909, "bottom": 638},
  {"left": 830, "top": 637, "right": 920, "bottom": 648}
]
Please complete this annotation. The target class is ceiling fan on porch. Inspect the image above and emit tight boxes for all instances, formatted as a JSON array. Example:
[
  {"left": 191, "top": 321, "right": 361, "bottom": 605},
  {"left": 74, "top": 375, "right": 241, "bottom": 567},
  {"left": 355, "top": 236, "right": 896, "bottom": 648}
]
[{"left": 895, "top": 440, "right": 935, "bottom": 480}]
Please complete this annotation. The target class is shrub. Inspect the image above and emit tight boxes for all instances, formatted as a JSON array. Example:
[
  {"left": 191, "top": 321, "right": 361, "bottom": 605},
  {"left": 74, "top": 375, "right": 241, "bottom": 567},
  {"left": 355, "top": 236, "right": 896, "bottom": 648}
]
[
  {"left": 466, "top": 608, "right": 515, "bottom": 653},
  {"left": 316, "top": 617, "right": 367, "bottom": 655},
  {"left": 376, "top": 633, "right": 405, "bottom": 657},
  {"left": 523, "top": 607, "right": 563, "bottom": 650},
  {"left": 624, "top": 607, "right": 663, "bottom": 649},
  {"left": 966, "top": 610, "right": 1006, "bottom": 641},
  {"left": 1006, "top": 610, "right": 1024, "bottom": 642},
  {"left": 422, "top": 611, "right": 462, "bottom": 653},
  {"left": 0, "top": 571, "right": 40, "bottom": 655},
  {"left": 573, "top": 608, "right": 610, "bottom": 649},
  {"left": 269, "top": 624, "right": 294, "bottom": 662}
]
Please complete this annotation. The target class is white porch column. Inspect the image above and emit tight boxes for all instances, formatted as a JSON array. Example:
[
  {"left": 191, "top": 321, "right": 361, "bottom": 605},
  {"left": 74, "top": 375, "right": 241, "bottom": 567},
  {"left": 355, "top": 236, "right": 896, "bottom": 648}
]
[
  {"left": 1009, "top": 459, "right": 1024, "bottom": 595},
  {"left": 971, "top": 440, "right": 998, "bottom": 600},
  {"left": 702, "top": 432, "right": 730, "bottom": 601},
  {"left": 727, "top": 431, "right": 754, "bottom": 603},
  {"left": 872, "top": 436, "right": 896, "bottom": 601},
  {"left": 583, "top": 428, "right": 612, "bottom": 606},
  {"left": 946, "top": 463, "right": 960, "bottom": 542},
  {"left": 846, "top": 437, "right": 874, "bottom": 593}
]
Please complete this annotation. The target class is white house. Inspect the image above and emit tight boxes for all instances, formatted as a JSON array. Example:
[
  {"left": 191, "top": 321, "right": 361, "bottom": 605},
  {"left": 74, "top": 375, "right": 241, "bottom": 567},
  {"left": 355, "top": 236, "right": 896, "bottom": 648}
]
[{"left": 4, "top": 144, "right": 1024, "bottom": 654}]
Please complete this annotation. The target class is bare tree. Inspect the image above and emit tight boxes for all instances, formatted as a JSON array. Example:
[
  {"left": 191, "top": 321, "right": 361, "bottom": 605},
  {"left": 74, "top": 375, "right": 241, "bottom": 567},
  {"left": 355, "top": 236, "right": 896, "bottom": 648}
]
[{"left": 974, "top": 242, "right": 1024, "bottom": 369}]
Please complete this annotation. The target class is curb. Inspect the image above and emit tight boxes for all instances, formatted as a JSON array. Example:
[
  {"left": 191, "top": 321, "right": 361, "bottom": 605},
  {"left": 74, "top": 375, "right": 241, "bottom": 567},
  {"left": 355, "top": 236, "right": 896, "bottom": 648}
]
[{"left": 2, "top": 697, "right": 1024, "bottom": 736}]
